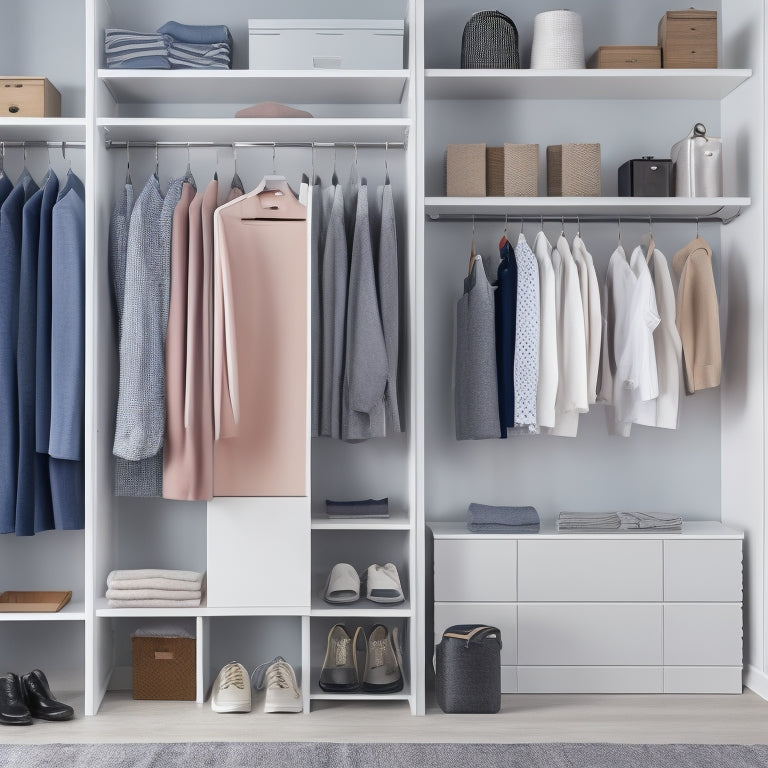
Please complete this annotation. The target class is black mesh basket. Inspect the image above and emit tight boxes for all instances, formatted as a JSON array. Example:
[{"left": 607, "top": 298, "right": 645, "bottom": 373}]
[{"left": 461, "top": 10, "right": 520, "bottom": 69}]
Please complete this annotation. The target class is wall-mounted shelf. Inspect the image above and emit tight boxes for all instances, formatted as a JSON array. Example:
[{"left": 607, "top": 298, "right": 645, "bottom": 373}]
[
  {"left": 98, "top": 118, "right": 410, "bottom": 145},
  {"left": 424, "top": 69, "right": 752, "bottom": 101},
  {"left": 98, "top": 69, "right": 409, "bottom": 105},
  {"left": 310, "top": 597, "right": 412, "bottom": 617},
  {"left": 311, "top": 508, "right": 411, "bottom": 530},
  {"left": 0, "top": 601, "right": 86, "bottom": 621},
  {"left": 94, "top": 597, "right": 308, "bottom": 618},
  {"left": 0, "top": 118, "right": 86, "bottom": 142},
  {"left": 425, "top": 197, "right": 750, "bottom": 224}
]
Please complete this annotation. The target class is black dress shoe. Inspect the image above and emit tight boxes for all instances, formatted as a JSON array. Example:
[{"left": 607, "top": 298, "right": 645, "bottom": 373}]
[
  {"left": 0, "top": 673, "right": 32, "bottom": 725},
  {"left": 21, "top": 669, "right": 74, "bottom": 721}
]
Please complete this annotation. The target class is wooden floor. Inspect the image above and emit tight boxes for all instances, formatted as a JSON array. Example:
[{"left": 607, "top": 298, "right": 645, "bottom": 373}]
[{"left": 2, "top": 689, "right": 768, "bottom": 744}]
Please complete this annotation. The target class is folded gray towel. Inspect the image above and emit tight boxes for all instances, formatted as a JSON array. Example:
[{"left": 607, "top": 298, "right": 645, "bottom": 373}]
[
  {"left": 620, "top": 512, "right": 682, "bottom": 530},
  {"left": 557, "top": 511, "right": 621, "bottom": 530},
  {"left": 468, "top": 522, "right": 540, "bottom": 533},
  {"left": 325, "top": 498, "right": 390, "bottom": 518},
  {"left": 467, "top": 503, "right": 540, "bottom": 530}
]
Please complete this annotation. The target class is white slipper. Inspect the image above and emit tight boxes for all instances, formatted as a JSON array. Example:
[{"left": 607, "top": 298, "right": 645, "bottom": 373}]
[
  {"left": 323, "top": 563, "right": 360, "bottom": 604},
  {"left": 365, "top": 563, "right": 405, "bottom": 604}
]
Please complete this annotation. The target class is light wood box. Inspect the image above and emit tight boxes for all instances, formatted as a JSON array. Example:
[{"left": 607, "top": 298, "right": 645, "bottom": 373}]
[
  {"left": 547, "top": 143, "right": 601, "bottom": 196},
  {"left": 486, "top": 144, "right": 539, "bottom": 197},
  {"left": 658, "top": 10, "right": 718, "bottom": 68},
  {"left": 132, "top": 636, "right": 196, "bottom": 701},
  {"left": 0, "top": 590, "right": 71, "bottom": 612},
  {"left": 446, "top": 143, "right": 486, "bottom": 197},
  {"left": 588, "top": 46, "right": 662, "bottom": 69},
  {"left": 0, "top": 77, "right": 61, "bottom": 117}
]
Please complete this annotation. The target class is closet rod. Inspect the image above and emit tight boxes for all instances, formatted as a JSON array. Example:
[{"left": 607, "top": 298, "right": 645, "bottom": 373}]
[
  {"left": 426, "top": 212, "right": 741, "bottom": 225},
  {"left": 0, "top": 141, "right": 85, "bottom": 149},
  {"left": 103, "top": 140, "right": 406, "bottom": 150}
]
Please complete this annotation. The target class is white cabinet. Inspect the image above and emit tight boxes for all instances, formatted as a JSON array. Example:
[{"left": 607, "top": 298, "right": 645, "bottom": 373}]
[{"left": 431, "top": 523, "right": 744, "bottom": 694}]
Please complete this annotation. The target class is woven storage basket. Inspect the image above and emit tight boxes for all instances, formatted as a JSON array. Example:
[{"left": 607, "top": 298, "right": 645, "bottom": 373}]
[
  {"left": 461, "top": 11, "right": 520, "bottom": 69},
  {"left": 531, "top": 10, "right": 585, "bottom": 69},
  {"left": 487, "top": 144, "right": 539, "bottom": 197},
  {"left": 446, "top": 144, "right": 486, "bottom": 197},
  {"left": 547, "top": 144, "right": 601, "bottom": 196},
  {"left": 132, "top": 635, "right": 196, "bottom": 701}
]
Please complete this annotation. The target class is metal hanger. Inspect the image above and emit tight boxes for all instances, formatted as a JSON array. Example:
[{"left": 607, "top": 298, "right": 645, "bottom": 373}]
[
  {"left": 696, "top": 217, "right": 701, "bottom": 238},
  {"left": 184, "top": 142, "right": 196, "bottom": 187},
  {"left": 467, "top": 215, "right": 477, "bottom": 276},
  {"left": 332, "top": 144, "right": 338, "bottom": 185},
  {"left": 577, "top": 215, "right": 581, "bottom": 239},
  {"left": 503, "top": 212, "right": 508, "bottom": 238},
  {"left": 230, "top": 144, "right": 243, "bottom": 192},
  {"left": 125, "top": 141, "right": 132, "bottom": 185},
  {"left": 154, "top": 142, "right": 159, "bottom": 179},
  {"left": 617, "top": 216, "right": 622, "bottom": 247},
  {"left": 519, "top": 215, "right": 524, "bottom": 237},
  {"left": 560, "top": 216, "right": 566, "bottom": 237},
  {"left": 384, "top": 140, "right": 390, "bottom": 184}
]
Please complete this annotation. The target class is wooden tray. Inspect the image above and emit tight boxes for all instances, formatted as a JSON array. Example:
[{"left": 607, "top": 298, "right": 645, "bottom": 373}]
[{"left": 0, "top": 591, "right": 72, "bottom": 612}]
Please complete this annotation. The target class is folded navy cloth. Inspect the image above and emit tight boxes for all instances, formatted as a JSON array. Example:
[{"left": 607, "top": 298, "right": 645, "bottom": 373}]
[
  {"left": 167, "top": 40, "right": 231, "bottom": 69},
  {"left": 467, "top": 503, "right": 540, "bottom": 532},
  {"left": 105, "top": 29, "right": 170, "bottom": 69},
  {"left": 325, "top": 498, "right": 390, "bottom": 518},
  {"left": 157, "top": 21, "right": 233, "bottom": 47}
]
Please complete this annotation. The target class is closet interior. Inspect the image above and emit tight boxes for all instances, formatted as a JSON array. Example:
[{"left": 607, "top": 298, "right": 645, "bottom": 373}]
[{"left": 1, "top": 0, "right": 767, "bottom": 722}]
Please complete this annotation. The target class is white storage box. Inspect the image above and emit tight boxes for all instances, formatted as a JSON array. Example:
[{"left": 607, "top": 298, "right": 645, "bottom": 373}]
[{"left": 248, "top": 19, "right": 404, "bottom": 70}]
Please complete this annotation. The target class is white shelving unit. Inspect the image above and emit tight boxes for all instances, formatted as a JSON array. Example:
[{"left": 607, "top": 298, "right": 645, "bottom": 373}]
[
  {"left": 0, "top": 602, "right": 87, "bottom": 622},
  {"left": 0, "top": 118, "right": 87, "bottom": 142}
]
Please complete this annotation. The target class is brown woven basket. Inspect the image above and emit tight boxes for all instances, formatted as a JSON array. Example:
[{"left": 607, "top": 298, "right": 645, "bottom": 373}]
[
  {"left": 132, "top": 636, "right": 196, "bottom": 701},
  {"left": 446, "top": 144, "right": 486, "bottom": 197},
  {"left": 487, "top": 144, "right": 539, "bottom": 196},
  {"left": 547, "top": 143, "right": 601, "bottom": 196}
]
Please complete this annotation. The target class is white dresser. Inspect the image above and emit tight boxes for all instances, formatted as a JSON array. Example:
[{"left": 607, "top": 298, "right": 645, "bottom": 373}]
[{"left": 430, "top": 522, "right": 744, "bottom": 694}]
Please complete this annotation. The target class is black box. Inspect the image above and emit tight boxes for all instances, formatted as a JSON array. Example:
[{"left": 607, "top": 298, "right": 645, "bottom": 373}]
[{"left": 618, "top": 157, "right": 673, "bottom": 197}]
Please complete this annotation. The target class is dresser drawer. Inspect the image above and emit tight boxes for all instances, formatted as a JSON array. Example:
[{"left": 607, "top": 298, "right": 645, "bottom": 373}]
[
  {"left": 434, "top": 539, "right": 516, "bottom": 602},
  {"left": 518, "top": 666, "right": 663, "bottom": 693},
  {"left": 664, "top": 666, "right": 742, "bottom": 694},
  {"left": 664, "top": 540, "right": 742, "bottom": 602},
  {"left": 434, "top": 602, "right": 517, "bottom": 665},
  {"left": 518, "top": 540, "right": 662, "bottom": 601},
  {"left": 518, "top": 604, "right": 663, "bottom": 665},
  {"left": 664, "top": 605, "right": 743, "bottom": 666}
]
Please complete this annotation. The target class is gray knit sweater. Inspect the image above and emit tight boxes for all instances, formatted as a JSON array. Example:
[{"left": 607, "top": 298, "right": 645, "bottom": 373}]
[{"left": 113, "top": 175, "right": 183, "bottom": 463}]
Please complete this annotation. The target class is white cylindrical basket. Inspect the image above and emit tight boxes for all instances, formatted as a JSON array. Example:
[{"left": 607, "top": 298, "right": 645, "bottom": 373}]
[{"left": 530, "top": 10, "right": 585, "bottom": 69}]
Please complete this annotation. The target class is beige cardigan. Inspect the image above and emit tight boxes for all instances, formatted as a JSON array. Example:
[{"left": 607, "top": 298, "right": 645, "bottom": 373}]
[{"left": 672, "top": 237, "right": 721, "bottom": 394}]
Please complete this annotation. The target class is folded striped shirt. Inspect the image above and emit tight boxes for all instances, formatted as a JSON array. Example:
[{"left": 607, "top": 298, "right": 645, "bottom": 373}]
[
  {"left": 105, "top": 29, "right": 169, "bottom": 69},
  {"left": 167, "top": 40, "right": 231, "bottom": 69}
]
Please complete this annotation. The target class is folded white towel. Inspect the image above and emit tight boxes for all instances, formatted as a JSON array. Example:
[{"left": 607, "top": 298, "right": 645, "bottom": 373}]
[
  {"left": 107, "top": 569, "right": 203, "bottom": 586},
  {"left": 107, "top": 598, "right": 202, "bottom": 608},
  {"left": 558, "top": 511, "right": 621, "bottom": 530},
  {"left": 104, "top": 577, "right": 203, "bottom": 591},
  {"left": 106, "top": 588, "right": 202, "bottom": 601}
]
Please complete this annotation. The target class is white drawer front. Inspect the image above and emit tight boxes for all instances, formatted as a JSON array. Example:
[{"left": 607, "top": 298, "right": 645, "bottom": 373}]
[
  {"left": 501, "top": 666, "right": 518, "bottom": 693},
  {"left": 664, "top": 540, "right": 743, "bottom": 602},
  {"left": 434, "top": 602, "right": 517, "bottom": 665},
  {"left": 518, "top": 604, "right": 663, "bottom": 665},
  {"left": 664, "top": 666, "right": 743, "bottom": 694},
  {"left": 517, "top": 666, "right": 663, "bottom": 694},
  {"left": 518, "top": 540, "right": 662, "bottom": 601},
  {"left": 434, "top": 540, "right": 517, "bottom": 602},
  {"left": 664, "top": 604, "right": 743, "bottom": 666}
]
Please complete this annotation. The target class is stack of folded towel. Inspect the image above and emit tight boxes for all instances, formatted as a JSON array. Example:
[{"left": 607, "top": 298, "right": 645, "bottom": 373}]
[
  {"left": 325, "top": 498, "right": 390, "bottom": 519},
  {"left": 106, "top": 569, "right": 205, "bottom": 608},
  {"left": 467, "top": 503, "right": 540, "bottom": 533},
  {"left": 619, "top": 512, "right": 683, "bottom": 530},
  {"left": 105, "top": 22, "right": 232, "bottom": 70},
  {"left": 557, "top": 512, "right": 621, "bottom": 530}
]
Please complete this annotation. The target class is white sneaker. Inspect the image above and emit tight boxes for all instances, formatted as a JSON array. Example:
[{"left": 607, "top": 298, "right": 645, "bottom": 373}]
[
  {"left": 253, "top": 656, "right": 302, "bottom": 713},
  {"left": 211, "top": 661, "right": 251, "bottom": 713}
]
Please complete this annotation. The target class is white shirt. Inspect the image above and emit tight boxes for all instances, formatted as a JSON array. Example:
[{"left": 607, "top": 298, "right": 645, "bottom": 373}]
[
  {"left": 532, "top": 232, "right": 558, "bottom": 430},
  {"left": 514, "top": 233, "right": 540, "bottom": 431},
  {"left": 573, "top": 235, "right": 602, "bottom": 405}
]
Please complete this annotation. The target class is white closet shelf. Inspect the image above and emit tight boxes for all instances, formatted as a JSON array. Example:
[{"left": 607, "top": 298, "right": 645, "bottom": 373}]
[
  {"left": 424, "top": 197, "right": 750, "bottom": 223},
  {"left": 310, "top": 597, "right": 412, "bottom": 617},
  {"left": 98, "top": 69, "right": 409, "bottom": 105},
  {"left": 309, "top": 684, "right": 412, "bottom": 701},
  {"left": 98, "top": 118, "right": 410, "bottom": 145},
  {"left": 94, "top": 597, "right": 309, "bottom": 617},
  {"left": 311, "top": 508, "right": 410, "bottom": 530},
  {"left": 0, "top": 601, "right": 86, "bottom": 621},
  {"left": 0, "top": 118, "right": 86, "bottom": 142},
  {"left": 424, "top": 69, "right": 752, "bottom": 100}
]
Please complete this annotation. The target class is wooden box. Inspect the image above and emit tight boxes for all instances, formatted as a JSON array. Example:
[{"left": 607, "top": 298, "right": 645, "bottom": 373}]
[
  {"left": 658, "top": 10, "right": 717, "bottom": 68},
  {"left": 446, "top": 143, "right": 486, "bottom": 197},
  {"left": 0, "top": 78, "right": 61, "bottom": 117},
  {"left": 132, "top": 635, "right": 196, "bottom": 701},
  {"left": 588, "top": 46, "right": 662, "bottom": 69},
  {"left": 547, "top": 143, "right": 601, "bottom": 197},
  {"left": 486, "top": 144, "right": 539, "bottom": 197},
  {"left": 0, "top": 591, "right": 71, "bottom": 612}
]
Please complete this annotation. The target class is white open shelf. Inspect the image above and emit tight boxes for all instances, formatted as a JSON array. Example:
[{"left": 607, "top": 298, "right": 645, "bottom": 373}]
[
  {"left": 310, "top": 597, "right": 412, "bottom": 617},
  {"left": 0, "top": 601, "right": 86, "bottom": 621},
  {"left": 425, "top": 197, "right": 751, "bottom": 223},
  {"left": 424, "top": 69, "right": 752, "bottom": 101},
  {"left": 0, "top": 118, "right": 86, "bottom": 142},
  {"left": 98, "top": 118, "right": 410, "bottom": 145},
  {"left": 94, "top": 597, "right": 309, "bottom": 618},
  {"left": 98, "top": 69, "right": 409, "bottom": 105},
  {"left": 309, "top": 682, "right": 411, "bottom": 701},
  {"left": 311, "top": 507, "right": 410, "bottom": 530}
]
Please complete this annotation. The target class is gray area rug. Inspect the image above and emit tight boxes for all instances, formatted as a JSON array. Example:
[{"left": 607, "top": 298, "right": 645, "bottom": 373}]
[{"left": 2, "top": 743, "right": 768, "bottom": 768}]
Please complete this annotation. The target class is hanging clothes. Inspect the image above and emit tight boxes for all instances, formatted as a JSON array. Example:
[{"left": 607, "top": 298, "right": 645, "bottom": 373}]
[
  {"left": 455, "top": 255, "right": 500, "bottom": 440},
  {"left": 513, "top": 233, "right": 539, "bottom": 432},
  {"left": 342, "top": 182, "right": 388, "bottom": 441},
  {"left": 672, "top": 236, "right": 721, "bottom": 394},
  {"left": 49, "top": 170, "right": 86, "bottom": 530},
  {"left": 16, "top": 172, "right": 56, "bottom": 535},
  {"left": 0, "top": 171, "right": 38, "bottom": 534},
  {"left": 572, "top": 235, "right": 601, "bottom": 404},
  {"left": 113, "top": 174, "right": 183, "bottom": 496},
  {"left": 532, "top": 231, "right": 557, "bottom": 430},
  {"left": 495, "top": 237, "right": 517, "bottom": 437},
  {"left": 310, "top": 178, "right": 323, "bottom": 438}
]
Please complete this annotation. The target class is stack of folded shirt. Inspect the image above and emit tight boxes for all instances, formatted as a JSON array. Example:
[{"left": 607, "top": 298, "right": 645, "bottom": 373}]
[
  {"left": 158, "top": 21, "right": 232, "bottom": 70},
  {"left": 557, "top": 512, "right": 621, "bottom": 530},
  {"left": 467, "top": 503, "right": 540, "bottom": 533},
  {"left": 325, "top": 498, "right": 390, "bottom": 519},
  {"left": 104, "top": 30, "right": 170, "bottom": 69},
  {"left": 620, "top": 512, "right": 683, "bottom": 530},
  {"left": 106, "top": 569, "right": 204, "bottom": 608}
]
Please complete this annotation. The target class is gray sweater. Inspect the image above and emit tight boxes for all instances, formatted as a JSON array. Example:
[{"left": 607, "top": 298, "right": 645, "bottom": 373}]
[{"left": 113, "top": 175, "right": 183, "bottom": 464}]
